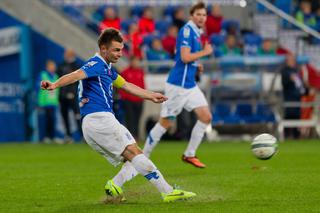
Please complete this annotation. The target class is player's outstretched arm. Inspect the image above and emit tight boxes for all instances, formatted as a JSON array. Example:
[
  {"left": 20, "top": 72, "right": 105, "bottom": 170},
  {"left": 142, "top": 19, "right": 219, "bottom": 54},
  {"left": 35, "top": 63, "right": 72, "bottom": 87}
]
[
  {"left": 181, "top": 42, "right": 213, "bottom": 63},
  {"left": 121, "top": 82, "right": 167, "bottom": 103},
  {"left": 41, "top": 69, "right": 86, "bottom": 90}
]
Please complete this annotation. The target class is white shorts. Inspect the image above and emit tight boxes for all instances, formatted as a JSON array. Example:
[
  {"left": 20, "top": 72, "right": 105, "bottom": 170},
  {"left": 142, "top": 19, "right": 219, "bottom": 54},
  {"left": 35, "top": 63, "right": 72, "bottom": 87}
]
[
  {"left": 160, "top": 83, "right": 208, "bottom": 118},
  {"left": 82, "top": 112, "right": 136, "bottom": 167}
]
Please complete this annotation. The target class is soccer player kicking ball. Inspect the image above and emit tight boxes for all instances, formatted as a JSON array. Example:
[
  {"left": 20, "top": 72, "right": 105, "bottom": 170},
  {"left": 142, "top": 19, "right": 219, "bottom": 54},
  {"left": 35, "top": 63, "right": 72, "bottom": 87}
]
[
  {"left": 144, "top": 2, "right": 213, "bottom": 168},
  {"left": 41, "top": 28, "right": 195, "bottom": 202}
]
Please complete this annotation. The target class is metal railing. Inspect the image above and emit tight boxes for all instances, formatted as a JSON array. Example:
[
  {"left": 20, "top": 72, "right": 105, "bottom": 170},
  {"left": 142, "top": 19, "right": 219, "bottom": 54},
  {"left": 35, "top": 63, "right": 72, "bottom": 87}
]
[{"left": 256, "top": 0, "right": 320, "bottom": 40}]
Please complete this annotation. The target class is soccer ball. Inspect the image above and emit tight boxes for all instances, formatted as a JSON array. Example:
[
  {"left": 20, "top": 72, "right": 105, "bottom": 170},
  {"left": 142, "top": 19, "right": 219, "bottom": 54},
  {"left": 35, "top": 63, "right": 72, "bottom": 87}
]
[{"left": 251, "top": 133, "right": 278, "bottom": 160}]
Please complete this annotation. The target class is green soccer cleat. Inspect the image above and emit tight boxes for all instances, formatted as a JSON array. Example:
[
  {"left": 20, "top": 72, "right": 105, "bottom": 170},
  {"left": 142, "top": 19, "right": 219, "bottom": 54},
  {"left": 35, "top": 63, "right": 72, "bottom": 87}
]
[
  {"left": 104, "top": 180, "right": 126, "bottom": 202},
  {"left": 162, "top": 189, "right": 196, "bottom": 202}
]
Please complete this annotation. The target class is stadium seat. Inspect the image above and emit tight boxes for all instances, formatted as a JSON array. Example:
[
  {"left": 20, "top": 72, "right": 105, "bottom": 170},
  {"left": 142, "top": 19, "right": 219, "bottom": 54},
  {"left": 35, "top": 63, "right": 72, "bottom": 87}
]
[
  {"left": 62, "top": 6, "right": 87, "bottom": 26},
  {"left": 130, "top": 5, "right": 145, "bottom": 18},
  {"left": 256, "top": 103, "right": 276, "bottom": 122},
  {"left": 244, "top": 33, "right": 262, "bottom": 45},
  {"left": 210, "top": 34, "right": 225, "bottom": 47},
  {"left": 120, "top": 18, "right": 137, "bottom": 33},
  {"left": 212, "top": 103, "right": 241, "bottom": 124},
  {"left": 234, "top": 103, "right": 258, "bottom": 123},
  {"left": 210, "top": 34, "right": 225, "bottom": 57},
  {"left": 275, "top": 0, "right": 292, "bottom": 14},
  {"left": 163, "top": 5, "right": 178, "bottom": 18},
  {"left": 142, "top": 34, "right": 161, "bottom": 48},
  {"left": 155, "top": 19, "right": 172, "bottom": 35},
  {"left": 243, "top": 33, "right": 262, "bottom": 55},
  {"left": 221, "top": 19, "right": 240, "bottom": 34},
  {"left": 92, "top": 5, "right": 119, "bottom": 23},
  {"left": 256, "top": 3, "right": 269, "bottom": 13}
]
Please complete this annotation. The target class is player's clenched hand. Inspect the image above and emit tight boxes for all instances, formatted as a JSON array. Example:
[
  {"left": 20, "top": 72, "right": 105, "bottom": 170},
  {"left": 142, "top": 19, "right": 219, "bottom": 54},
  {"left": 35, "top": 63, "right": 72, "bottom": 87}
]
[
  {"left": 40, "top": 80, "right": 56, "bottom": 90},
  {"left": 150, "top": 92, "right": 168, "bottom": 103},
  {"left": 203, "top": 42, "right": 213, "bottom": 56}
]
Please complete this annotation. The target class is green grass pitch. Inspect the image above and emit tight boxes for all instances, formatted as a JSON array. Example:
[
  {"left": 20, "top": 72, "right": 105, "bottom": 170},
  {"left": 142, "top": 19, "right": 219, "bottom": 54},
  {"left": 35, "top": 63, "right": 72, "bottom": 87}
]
[{"left": 0, "top": 140, "right": 320, "bottom": 212}]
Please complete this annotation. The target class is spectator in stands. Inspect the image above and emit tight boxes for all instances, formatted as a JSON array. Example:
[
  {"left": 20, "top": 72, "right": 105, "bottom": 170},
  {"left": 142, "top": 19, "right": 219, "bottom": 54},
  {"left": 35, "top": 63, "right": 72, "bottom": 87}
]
[
  {"left": 37, "top": 60, "right": 59, "bottom": 143},
  {"left": 146, "top": 38, "right": 171, "bottom": 73},
  {"left": 138, "top": 7, "right": 155, "bottom": 36},
  {"left": 295, "top": 0, "right": 316, "bottom": 29},
  {"left": 98, "top": 7, "right": 121, "bottom": 33},
  {"left": 299, "top": 63, "right": 319, "bottom": 138},
  {"left": 219, "top": 34, "right": 241, "bottom": 56},
  {"left": 125, "top": 22, "right": 143, "bottom": 59},
  {"left": 257, "top": 39, "right": 276, "bottom": 55},
  {"left": 281, "top": 54, "right": 305, "bottom": 139},
  {"left": 276, "top": 44, "right": 291, "bottom": 55},
  {"left": 300, "top": 87, "right": 316, "bottom": 138},
  {"left": 300, "top": 63, "right": 320, "bottom": 90},
  {"left": 172, "top": 7, "right": 186, "bottom": 29},
  {"left": 119, "top": 56, "right": 145, "bottom": 140},
  {"left": 57, "top": 49, "right": 81, "bottom": 143},
  {"left": 161, "top": 25, "right": 178, "bottom": 58},
  {"left": 205, "top": 5, "right": 223, "bottom": 36}
]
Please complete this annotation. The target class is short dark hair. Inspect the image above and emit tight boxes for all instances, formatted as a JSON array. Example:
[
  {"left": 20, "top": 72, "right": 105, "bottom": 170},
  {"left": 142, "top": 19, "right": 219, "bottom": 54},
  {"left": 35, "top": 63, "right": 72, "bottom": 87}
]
[
  {"left": 190, "top": 2, "right": 206, "bottom": 15},
  {"left": 98, "top": 28, "right": 123, "bottom": 48}
]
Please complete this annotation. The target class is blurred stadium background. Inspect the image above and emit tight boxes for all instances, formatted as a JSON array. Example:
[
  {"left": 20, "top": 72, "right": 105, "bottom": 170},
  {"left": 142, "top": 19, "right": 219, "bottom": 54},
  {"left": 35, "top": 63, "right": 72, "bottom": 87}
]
[
  {"left": 1, "top": 0, "right": 320, "bottom": 212},
  {"left": 1, "top": 0, "right": 320, "bottom": 143}
]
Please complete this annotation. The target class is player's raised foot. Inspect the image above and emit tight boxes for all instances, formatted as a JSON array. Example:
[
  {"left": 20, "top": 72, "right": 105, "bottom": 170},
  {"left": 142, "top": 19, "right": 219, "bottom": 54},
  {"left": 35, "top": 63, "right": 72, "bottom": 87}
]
[
  {"left": 162, "top": 189, "right": 196, "bottom": 202},
  {"left": 182, "top": 155, "right": 206, "bottom": 168},
  {"left": 104, "top": 180, "right": 126, "bottom": 202}
]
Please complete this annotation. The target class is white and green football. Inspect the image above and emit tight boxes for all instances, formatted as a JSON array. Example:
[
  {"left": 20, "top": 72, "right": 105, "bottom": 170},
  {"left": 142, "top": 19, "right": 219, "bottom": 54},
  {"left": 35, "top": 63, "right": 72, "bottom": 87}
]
[{"left": 251, "top": 133, "right": 278, "bottom": 160}]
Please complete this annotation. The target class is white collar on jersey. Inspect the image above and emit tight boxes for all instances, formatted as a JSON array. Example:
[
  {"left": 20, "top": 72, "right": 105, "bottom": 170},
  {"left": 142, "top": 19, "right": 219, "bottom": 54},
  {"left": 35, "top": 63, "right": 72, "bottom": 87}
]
[
  {"left": 186, "top": 20, "right": 203, "bottom": 37},
  {"left": 95, "top": 53, "right": 112, "bottom": 69}
]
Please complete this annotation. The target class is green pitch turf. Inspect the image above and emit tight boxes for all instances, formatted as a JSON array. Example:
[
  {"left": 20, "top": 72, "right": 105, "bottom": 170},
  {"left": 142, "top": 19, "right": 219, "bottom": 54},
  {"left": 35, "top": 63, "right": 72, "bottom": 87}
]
[{"left": 0, "top": 140, "right": 320, "bottom": 213}]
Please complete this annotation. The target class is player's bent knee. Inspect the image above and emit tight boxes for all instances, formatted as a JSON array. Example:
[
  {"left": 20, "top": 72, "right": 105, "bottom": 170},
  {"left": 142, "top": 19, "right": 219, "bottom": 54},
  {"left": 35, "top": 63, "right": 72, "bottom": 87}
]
[
  {"left": 122, "top": 144, "right": 143, "bottom": 161},
  {"left": 159, "top": 117, "right": 173, "bottom": 129},
  {"left": 200, "top": 112, "right": 212, "bottom": 124}
]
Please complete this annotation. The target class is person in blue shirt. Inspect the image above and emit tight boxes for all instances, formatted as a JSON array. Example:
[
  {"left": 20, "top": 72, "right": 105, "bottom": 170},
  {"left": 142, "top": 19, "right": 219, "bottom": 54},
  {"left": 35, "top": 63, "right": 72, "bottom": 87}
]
[
  {"left": 146, "top": 38, "right": 171, "bottom": 73},
  {"left": 40, "top": 28, "right": 196, "bottom": 202},
  {"left": 143, "top": 2, "right": 213, "bottom": 168}
]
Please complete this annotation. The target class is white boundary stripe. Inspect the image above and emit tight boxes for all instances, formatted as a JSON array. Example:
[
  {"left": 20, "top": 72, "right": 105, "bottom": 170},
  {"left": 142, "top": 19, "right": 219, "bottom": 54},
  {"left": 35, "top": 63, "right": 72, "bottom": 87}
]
[
  {"left": 78, "top": 80, "right": 83, "bottom": 98},
  {"left": 186, "top": 21, "right": 201, "bottom": 37},
  {"left": 98, "top": 76, "right": 110, "bottom": 108},
  {"left": 181, "top": 64, "right": 188, "bottom": 87},
  {"left": 95, "top": 53, "right": 111, "bottom": 69}
]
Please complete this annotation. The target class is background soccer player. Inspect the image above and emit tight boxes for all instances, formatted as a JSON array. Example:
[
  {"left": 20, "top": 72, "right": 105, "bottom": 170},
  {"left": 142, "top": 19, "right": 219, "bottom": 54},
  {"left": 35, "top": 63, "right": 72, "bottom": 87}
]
[
  {"left": 143, "top": 2, "right": 213, "bottom": 168},
  {"left": 41, "top": 28, "right": 195, "bottom": 202}
]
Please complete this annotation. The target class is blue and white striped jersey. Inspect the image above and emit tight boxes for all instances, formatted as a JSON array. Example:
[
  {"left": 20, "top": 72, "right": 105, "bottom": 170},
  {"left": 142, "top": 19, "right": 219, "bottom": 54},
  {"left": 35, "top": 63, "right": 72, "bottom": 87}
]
[
  {"left": 167, "top": 20, "right": 202, "bottom": 89},
  {"left": 78, "top": 53, "right": 118, "bottom": 117}
]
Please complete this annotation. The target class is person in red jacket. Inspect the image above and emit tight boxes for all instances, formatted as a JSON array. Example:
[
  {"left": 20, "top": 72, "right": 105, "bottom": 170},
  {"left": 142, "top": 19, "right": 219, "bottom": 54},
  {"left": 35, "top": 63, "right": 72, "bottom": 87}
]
[
  {"left": 138, "top": 7, "right": 155, "bottom": 36},
  {"left": 99, "top": 7, "right": 121, "bottom": 32},
  {"left": 161, "top": 25, "right": 178, "bottom": 58},
  {"left": 119, "top": 56, "right": 145, "bottom": 140},
  {"left": 205, "top": 4, "right": 223, "bottom": 36},
  {"left": 124, "top": 22, "right": 144, "bottom": 59}
]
